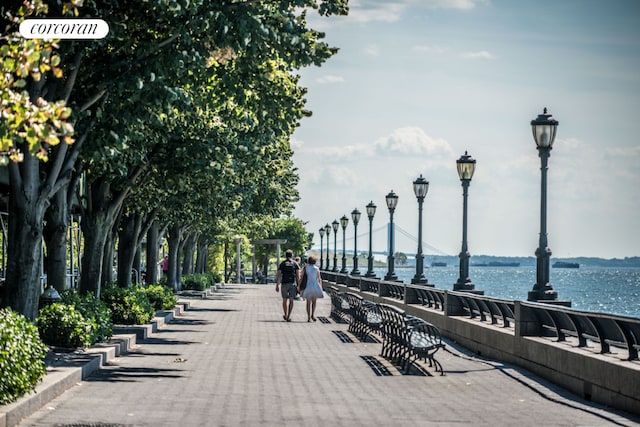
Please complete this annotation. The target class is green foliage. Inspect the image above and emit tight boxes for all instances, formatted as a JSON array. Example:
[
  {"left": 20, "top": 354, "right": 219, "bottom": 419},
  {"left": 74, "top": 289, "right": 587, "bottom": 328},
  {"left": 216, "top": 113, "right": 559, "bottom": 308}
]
[
  {"left": 0, "top": 308, "right": 48, "bottom": 405},
  {"left": 37, "top": 303, "right": 94, "bottom": 349},
  {"left": 182, "top": 274, "right": 213, "bottom": 291},
  {"left": 143, "top": 284, "right": 178, "bottom": 311},
  {"left": 101, "top": 285, "right": 155, "bottom": 325},
  {"left": 60, "top": 289, "right": 112, "bottom": 343}
]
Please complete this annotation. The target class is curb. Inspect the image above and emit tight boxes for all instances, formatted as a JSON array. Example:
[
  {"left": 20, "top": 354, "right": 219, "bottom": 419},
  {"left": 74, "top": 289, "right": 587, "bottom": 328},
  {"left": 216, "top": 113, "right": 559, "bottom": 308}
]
[{"left": 0, "top": 301, "right": 190, "bottom": 427}]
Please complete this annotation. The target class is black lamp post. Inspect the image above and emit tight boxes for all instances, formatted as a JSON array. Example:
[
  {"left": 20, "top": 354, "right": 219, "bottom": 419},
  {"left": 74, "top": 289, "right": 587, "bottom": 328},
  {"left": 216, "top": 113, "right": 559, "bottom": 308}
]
[
  {"left": 365, "top": 201, "right": 377, "bottom": 278},
  {"left": 527, "top": 108, "right": 565, "bottom": 303},
  {"left": 332, "top": 220, "right": 339, "bottom": 272},
  {"left": 351, "top": 208, "right": 361, "bottom": 275},
  {"left": 340, "top": 215, "right": 349, "bottom": 273},
  {"left": 324, "top": 223, "right": 331, "bottom": 270},
  {"left": 384, "top": 190, "right": 399, "bottom": 281},
  {"left": 454, "top": 151, "right": 480, "bottom": 292},
  {"left": 411, "top": 175, "right": 429, "bottom": 285},
  {"left": 318, "top": 227, "right": 325, "bottom": 270}
]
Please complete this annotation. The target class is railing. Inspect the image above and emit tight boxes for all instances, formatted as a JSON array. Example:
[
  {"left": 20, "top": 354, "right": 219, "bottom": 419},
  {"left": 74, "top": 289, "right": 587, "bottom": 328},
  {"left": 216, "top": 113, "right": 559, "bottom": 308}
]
[
  {"left": 321, "top": 271, "right": 640, "bottom": 361},
  {"left": 519, "top": 301, "right": 640, "bottom": 361}
]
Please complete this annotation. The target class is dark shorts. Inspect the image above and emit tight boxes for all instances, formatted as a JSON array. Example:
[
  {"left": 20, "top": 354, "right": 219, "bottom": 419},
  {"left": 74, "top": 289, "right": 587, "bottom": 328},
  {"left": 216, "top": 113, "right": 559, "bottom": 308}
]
[{"left": 280, "top": 282, "right": 297, "bottom": 299}]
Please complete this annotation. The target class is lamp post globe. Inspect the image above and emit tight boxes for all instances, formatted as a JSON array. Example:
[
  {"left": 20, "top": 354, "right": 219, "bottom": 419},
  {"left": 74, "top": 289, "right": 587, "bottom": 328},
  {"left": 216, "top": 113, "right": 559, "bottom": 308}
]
[
  {"left": 351, "top": 208, "right": 361, "bottom": 275},
  {"left": 384, "top": 190, "right": 399, "bottom": 281},
  {"left": 365, "top": 201, "right": 377, "bottom": 278},
  {"left": 527, "top": 108, "right": 567, "bottom": 304},
  {"left": 332, "top": 220, "right": 339, "bottom": 272},
  {"left": 318, "top": 227, "right": 325, "bottom": 270},
  {"left": 411, "top": 175, "right": 429, "bottom": 285},
  {"left": 454, "top": 151, "right": 482, "bottom": 293},
  {"left": 340, "top": 215, "right": 349, "bottom": 273},
  {"left": 324, "top": 223, "right": 331, "bottom": 271}
]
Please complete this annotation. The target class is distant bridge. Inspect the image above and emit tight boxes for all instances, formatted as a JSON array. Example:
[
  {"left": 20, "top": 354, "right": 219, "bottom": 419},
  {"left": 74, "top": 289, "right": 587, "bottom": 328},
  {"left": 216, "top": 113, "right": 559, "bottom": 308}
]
[{"left": 311, "top": 224, "right": 451, "bottom": 257}]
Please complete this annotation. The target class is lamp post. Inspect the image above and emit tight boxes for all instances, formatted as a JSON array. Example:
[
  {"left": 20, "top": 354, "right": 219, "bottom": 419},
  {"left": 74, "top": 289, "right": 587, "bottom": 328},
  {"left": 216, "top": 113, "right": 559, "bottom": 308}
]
[
  {"left": 384, "top": 190, "right": 399, "bottom": 281},
  {"left": 365, "top": 201, "right": 377, "bottom": 278},
  {"left": 340, "top": 215, "right": 349, "bottom": 273},
  {"left": 527, "top": 108, "right": 564, "bottom": 303},
  {"left": 324, "top": 223, "right": 331, "bottom": 270},
  {"left": 351, "top": 208, "right": 361, "bottom": 275},
  {"left": 454, "top": 151, "right": 480, "bottom": 293},
  {"left": 332, "top": 220, "right": 339, "bottom": 272},
  {"left": 318, "top": 227, "right": 325, "bottom": 270},
  {"left": 411, "top": 175, "right": 429, "bottom": 285}
]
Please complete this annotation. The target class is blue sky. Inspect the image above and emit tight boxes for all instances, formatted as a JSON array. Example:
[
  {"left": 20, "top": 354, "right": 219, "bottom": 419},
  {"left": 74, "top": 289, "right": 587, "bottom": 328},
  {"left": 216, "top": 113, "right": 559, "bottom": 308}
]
[{"left": 291, "top": 0, "right": 640, "bottom": 259}]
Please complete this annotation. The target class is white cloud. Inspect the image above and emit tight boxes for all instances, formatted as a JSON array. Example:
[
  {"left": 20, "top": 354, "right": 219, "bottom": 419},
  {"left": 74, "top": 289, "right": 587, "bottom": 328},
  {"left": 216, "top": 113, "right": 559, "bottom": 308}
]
[
  {"left": 315, "top": 75, "right": 345, "bottom": 84},
  {"left": 413, "top": 44, "right": 448, "bottom": 54},
  {"left": 345, "top": 0, "right": 486, "bottom": 23},
  {"left": 461, "top": 50, "right": 496, "bottom": 59},
  {"left": 364, "top": 44, "right": 380, "bottom": 56},
  {"left": 373, "top": 127, "right": 454, "bottom": 158}
]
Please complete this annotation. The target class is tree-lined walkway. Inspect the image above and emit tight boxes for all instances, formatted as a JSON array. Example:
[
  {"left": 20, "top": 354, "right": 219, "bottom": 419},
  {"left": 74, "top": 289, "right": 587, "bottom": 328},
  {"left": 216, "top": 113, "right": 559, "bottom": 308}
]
[{"left": 19, "top": 285, "right": 640, "bottom": 426}]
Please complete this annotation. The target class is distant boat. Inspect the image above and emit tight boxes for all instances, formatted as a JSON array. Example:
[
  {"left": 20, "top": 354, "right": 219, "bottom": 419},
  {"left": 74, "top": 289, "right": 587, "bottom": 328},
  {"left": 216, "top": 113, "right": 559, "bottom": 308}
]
[
  {"left": 553, "top": 261, "right": 580, "bottom": 268},
  {"left": 488, "top": 261, "right": 520, "bottom": 267},
  {"left": 472, "top": 261, "right": 520, "bottom": 267},
  {"left": 431, "top": 262, "right": 447, "bottom": 267}
]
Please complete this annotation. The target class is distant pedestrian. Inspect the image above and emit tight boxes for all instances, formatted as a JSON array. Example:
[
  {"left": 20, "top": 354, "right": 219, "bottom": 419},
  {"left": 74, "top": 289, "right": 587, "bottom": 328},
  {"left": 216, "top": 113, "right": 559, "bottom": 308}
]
[
  {"left": 299, "top": 255, "right": 323, "bottom": 322},
  {"left": 161, "top": 255, "right": 169, "bottom": 277},
  {"left": 276, "top": 249, "right": 299, "bottom": 321}
]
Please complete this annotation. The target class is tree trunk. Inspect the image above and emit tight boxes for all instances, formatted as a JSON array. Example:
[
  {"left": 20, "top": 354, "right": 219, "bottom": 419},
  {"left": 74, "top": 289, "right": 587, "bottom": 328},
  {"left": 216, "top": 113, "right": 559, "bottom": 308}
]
[
  {"left": 43, "top": 189, "right": 69, "bottom": 293},
  {"left": 80, "top": 209, "right": 111, "bottom": 297},
  {"left": 133, "top": 247, "right": 141, "bottom": 285},
  {"left": 117, "top": 214, "right": 139, "bottom": 288},
  {"left": 146, "top": 222, "right": 160, "bottom": 284},
  {"left": 3, "top": 154, "right": 47, "bottom": 320},
  {"left": 182, "top": 232, "right": 197, "bottom": 275},
  {"left": 166, "top": 224, "right": 183, "bottom": 291},
  {"left": 195, "top": 236, "right": 208, "bottom": 274}
]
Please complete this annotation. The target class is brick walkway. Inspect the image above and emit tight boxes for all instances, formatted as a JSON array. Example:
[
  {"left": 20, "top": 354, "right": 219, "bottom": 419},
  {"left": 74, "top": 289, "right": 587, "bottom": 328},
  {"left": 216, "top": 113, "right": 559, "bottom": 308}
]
[{"left": 18, "top": 285, "right": 640, "bottom": 426}]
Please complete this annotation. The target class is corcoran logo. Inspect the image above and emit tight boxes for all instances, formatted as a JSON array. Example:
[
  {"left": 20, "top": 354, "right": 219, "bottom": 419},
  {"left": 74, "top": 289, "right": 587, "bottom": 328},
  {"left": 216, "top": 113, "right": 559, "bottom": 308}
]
[{"left": 19, "top": 19, "right": 109, "bottom": 39}]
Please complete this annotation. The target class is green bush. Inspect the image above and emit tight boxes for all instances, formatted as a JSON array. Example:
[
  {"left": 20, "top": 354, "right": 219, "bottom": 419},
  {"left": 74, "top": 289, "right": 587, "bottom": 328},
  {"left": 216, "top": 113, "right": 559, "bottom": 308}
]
[
  {"left": 101, "top": 285, "right": 155, "bottom": 325},
  {"left": 143, "top": 284, "right": 177, "bottom": 311},
  {"left": 37, "top": 303, "right": 95, "bottom": 349},
  {"left": 182, "top": 274, "right": 209, "bottom": 291},
  {"left": 0, "top": 308, "right": 48, "bottom": 405},
  {"left": 60, "top": 289, "right": 112, "bottom": 343}
]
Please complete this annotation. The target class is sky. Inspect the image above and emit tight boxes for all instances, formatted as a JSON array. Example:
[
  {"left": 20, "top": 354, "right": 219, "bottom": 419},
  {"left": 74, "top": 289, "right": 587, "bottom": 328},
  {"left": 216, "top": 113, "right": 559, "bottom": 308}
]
[{"left": 290, "top": 0, "right": 640, "bottom": 259}]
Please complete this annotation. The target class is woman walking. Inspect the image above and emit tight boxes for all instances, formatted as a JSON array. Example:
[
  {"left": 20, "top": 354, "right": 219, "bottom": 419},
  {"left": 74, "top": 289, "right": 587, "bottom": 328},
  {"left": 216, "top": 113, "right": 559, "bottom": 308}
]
[{"left": 298, "top": 256, "right": 324, "bottom": 322}]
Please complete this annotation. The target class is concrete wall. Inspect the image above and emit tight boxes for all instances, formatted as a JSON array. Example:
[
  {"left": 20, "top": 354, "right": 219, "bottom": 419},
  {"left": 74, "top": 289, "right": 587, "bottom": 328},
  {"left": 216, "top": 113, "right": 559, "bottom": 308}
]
[{"left": 326, "top": 282, "right": 640, "bottom": 416}]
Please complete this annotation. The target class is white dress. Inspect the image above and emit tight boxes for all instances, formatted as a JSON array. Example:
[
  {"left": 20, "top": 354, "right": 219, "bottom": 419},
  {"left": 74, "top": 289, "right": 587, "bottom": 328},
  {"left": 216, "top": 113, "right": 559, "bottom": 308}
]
[{"left": 301, "top": 265, "right": 324, "bottom": 299}]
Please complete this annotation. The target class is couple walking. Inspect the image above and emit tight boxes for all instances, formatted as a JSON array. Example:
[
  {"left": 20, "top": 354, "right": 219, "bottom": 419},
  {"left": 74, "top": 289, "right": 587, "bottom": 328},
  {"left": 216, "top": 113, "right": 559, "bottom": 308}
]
[{"left": 275, "top": 250, "right": 324, "bottom": 322}]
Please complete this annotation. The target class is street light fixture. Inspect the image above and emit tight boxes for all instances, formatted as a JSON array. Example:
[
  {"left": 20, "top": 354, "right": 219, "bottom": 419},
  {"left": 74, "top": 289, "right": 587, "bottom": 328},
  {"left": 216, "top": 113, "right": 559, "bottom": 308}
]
[
  {"left": 365, "top": 201, "right": 377, "bottom": 278},
  {"left": 318, "top": 227, "right": 325, "bottom": 270},
  {"left": 454, "top": 151, "right": 481, "bottom": 293},
  {"left": 340, "top": 215, "right": 349, "bottom": 273},
  {"left": 351, "top": 208, "right": 361, "bottom": 275},
  {"left": 384, "top": 190, "right": 399, "bottom": 281},
  {"left": 332, "top": 220, "right": 339, "bottom": 272},
  {"left": 411, "top": 175, "right": 429, "bottom": 285},
  {"left": 527, "top": 108, "right": 566, "bottom": 303},
  {"left": 324, "top": 223, "right": 331, "bottom": 270}
]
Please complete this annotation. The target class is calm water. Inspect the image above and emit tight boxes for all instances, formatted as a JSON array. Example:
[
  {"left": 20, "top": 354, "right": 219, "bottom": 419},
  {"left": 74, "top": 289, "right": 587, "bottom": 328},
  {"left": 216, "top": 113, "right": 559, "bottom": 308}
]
[{"left": 372, "top": 265, "right": 640, "bottom": 319}]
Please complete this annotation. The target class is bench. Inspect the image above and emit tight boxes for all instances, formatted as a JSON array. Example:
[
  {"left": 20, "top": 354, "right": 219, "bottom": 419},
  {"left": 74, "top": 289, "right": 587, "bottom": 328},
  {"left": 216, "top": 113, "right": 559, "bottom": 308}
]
[
  {"left": 344, "top": 292, "right": 382, "bottom": 341},
  {"left": 377, "top": 303, "right": 445, "bottom": 375},
  {"left": 329, "top": 286, "right": 351, "bottom": 323}
]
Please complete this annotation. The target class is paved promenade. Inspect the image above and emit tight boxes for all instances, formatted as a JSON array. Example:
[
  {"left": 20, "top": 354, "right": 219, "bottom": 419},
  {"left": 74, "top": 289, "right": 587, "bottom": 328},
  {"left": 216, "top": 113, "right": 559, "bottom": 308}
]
[{"left": 17, "top": 284, "right": 640, "bottom": 426}]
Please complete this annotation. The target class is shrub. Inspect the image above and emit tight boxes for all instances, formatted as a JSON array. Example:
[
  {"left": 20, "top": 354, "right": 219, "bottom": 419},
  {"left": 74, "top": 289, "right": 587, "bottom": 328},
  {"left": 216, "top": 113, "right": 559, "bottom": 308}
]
[
  {"left": 182, "top": 274, "right": 209, "bottom": 291},
  {"left": 60, "top": 289, "right": 112, "bottom": 343},
  {"left": 0, "top": 308, "right": 48, "bottom": 405},
  {"left": 101, "top": 285, "right": 155, "bottom": 325},
  {"left": 37, "top": 303, "right": 95, "bottom": 349},
  {"left": 143, "top": 284, "right": 177, "bottom": 311}
]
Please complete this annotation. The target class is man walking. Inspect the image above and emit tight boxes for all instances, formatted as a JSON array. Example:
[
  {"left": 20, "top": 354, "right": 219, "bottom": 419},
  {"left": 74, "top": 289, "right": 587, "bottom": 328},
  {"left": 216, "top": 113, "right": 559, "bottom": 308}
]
[{"left": 276, "top": 250, "right": 299, "bottom": 322}]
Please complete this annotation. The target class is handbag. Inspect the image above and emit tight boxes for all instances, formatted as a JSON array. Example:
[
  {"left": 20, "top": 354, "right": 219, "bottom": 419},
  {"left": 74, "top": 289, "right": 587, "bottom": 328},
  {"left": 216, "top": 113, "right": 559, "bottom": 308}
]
[{"left": 299, "top": 268, "right": 308, "bottom": 290}]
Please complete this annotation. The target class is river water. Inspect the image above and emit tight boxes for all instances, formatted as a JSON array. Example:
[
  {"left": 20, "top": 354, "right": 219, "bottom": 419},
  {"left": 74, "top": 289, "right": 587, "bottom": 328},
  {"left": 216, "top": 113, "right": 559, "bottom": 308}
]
[{"left": 371, "top": 265, "right": 640, "bottom": 319}]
